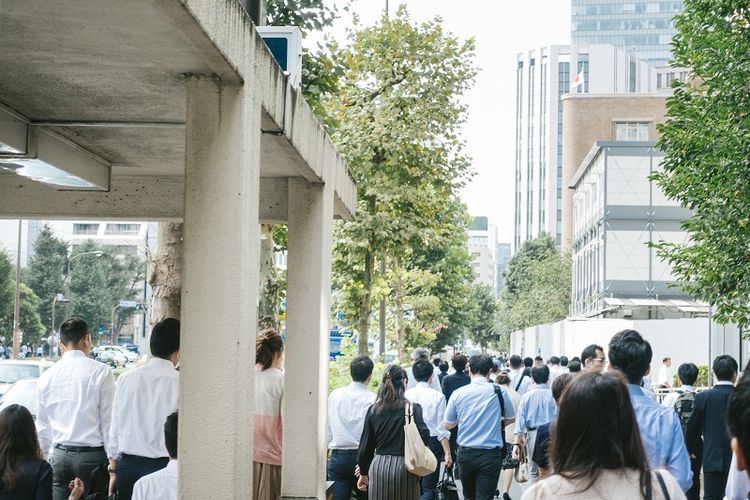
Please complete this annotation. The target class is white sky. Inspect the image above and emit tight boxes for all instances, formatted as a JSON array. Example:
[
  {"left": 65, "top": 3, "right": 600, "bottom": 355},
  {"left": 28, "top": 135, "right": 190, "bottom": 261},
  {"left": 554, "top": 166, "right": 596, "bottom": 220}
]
[{"left": 316, "top": 0, "right": 571, "bottom": 243}]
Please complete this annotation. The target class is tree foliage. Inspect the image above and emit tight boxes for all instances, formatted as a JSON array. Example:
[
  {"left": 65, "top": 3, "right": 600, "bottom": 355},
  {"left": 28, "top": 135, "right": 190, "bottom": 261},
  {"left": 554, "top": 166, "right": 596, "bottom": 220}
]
[
  {"left": 68, "top": 241, "right": 145, "bottom": 338},
  {"left": 499, "top": 234, "right": 571, "bottom": 333},
  {"left": 329, "top": 8, "right": 477, "bottom": 354},
  {"left": 0, "top": 249, "right": 45, "bottom": 344},
  {"left": 25, "top": 225, "right": 67, "bottom": 331},
  {"left": 466, "top": 284, "right": 499, "bottom": 351},
  {"left": 652, "top": 2, "right": 750, "bottom": 327}
]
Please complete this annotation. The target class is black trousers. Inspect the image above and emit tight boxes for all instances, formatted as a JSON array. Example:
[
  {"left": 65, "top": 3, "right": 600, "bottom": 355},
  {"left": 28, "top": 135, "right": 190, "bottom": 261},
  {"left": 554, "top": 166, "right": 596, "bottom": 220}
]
[
  {"left": 118, "top": 454, "right": 169, "bottom": 500},
  {"left": 457, "top": 447, "right": 502, "bottom": 500},
  {"left": 703, "top": 469, "right": 730, "bottom": 500},
  {"left": 50, "top": 445, "right": 108, "bottom": 500},
  {"left": 327, "top": 449, "right": 368, "bottom": 500},
  {"left": 685, "top": 455, "right": 701, "bottom": 500}
]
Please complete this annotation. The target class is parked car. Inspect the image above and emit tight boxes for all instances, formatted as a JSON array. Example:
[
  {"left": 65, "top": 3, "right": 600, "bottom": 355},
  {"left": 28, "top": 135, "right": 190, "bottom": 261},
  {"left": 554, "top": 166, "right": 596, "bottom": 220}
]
[
  {"left": 0, "top": 361, "right": 52, "bottom": 398},
  {"left": 94, "top": 345, "right": 136, "bottom": 365},
  {"left": 95, "top": 350, "right": 123, "bottom": 368},
  {"left": 117, "top": 341, "right": 140, "bottom": 354},
  {"left": 0, "top": 378, "right": 38, "bottom": 418}
]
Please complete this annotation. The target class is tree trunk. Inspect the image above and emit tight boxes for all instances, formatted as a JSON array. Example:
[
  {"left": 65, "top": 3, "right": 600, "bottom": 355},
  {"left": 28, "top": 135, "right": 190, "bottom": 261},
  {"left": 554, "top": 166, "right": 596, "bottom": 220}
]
[
  {"left": 149, "top": 222, "right": 183, "bottom": 323},
  {"left": 357, "top": 248, "right": 374, "bottom": 355},
  {"left": 258, "top": 223, "right": 280, "bottom": 329},
  {"left": 393, "top": 257, "right": 406, "bottom": 362}
]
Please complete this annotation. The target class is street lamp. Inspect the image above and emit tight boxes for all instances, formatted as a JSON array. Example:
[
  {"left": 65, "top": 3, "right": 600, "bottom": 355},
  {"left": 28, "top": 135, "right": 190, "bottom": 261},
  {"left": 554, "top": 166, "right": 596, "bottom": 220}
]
[{"left": 66, "top": 250, "right": 104, "bottom": 276}]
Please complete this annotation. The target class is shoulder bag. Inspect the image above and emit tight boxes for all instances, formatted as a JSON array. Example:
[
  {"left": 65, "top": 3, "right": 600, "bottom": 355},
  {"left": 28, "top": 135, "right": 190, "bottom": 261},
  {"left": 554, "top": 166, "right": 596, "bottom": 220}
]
[
  {"left": 436, "top": 467, "right": 460, "bottom": 500},
  {"left": 403, "top": 402, "right": 437, "bottom": 476}
]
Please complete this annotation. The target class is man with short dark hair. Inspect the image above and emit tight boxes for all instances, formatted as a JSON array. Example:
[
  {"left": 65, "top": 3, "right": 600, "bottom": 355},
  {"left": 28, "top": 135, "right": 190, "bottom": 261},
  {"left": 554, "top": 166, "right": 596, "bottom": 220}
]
[
  {"left": 581, "top": 344, "right": 606, "bottom": 372},
  {"left": 327, "top": 355, "right": 375, "bottom": 500},
  {"left": 686, "top": 355, "right": 739, "bottom": 500},
  {"left": 437, "top": 361, "right": 449, "bottom": 385},
  {"left": 513, "top": 365, "right": 556, "bottom": 483},
  {"left": 444, "top": 354, "right": 515, "bottom": 500},
  {"left": 659, "top": 357, "right": 674, "bottom": 388},
  {"left": 559, "top": 356, "right": 569, "bottom": 373},
  {"left": 109, "top": 318, "right": 180, "bottom": 500},
  {"left": 726, "top": 371, "right": 750, "bottom": 500},
  {"left": 406, "top": 359, "right": 452, "bottom": 500},
  {"left": 532, "top": 373, "right": 574, "bottom": 477},
  {"left": 608, "top": 329, "right": 691, "bottom": 491},
  {"left": 567, "top": 360, "right": 581, "bottom": 373},
  {"left": 407, "top": 348, "right": 441, "bottom": 392},
  {"left": 507, "top": 355, "right": 531, "bottom": 396},
  {"left": 36, "top": 317, "right": 116, "bottom": 500},
  {"left": 441, "top": 353, "right": 471, "bottom": 468},
  {"left": 132, "top": 411, "right": 179, "bottom": 500},
  {"left": 547, "top": 356, "right": 561, "bottom": 384},
  {"left": 663, "top": 363, "right": 700, "bottom": 500}
]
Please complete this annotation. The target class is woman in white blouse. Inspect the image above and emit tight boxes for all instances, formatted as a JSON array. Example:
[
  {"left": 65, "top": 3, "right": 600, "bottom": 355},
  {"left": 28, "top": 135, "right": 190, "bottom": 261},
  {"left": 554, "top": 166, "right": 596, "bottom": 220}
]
[{"left": 521, "top": 371, "right": 686, "bottom": 500}]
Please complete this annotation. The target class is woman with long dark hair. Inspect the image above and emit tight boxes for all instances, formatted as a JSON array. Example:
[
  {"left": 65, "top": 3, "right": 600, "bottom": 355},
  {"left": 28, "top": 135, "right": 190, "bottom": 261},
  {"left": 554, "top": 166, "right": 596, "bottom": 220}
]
[
  {"left": 0, "top": 404, "right": 84, "bottom": 500},
  {"left": 357, "top": 364, "right": 430, "bottom": 500},
  {"left": 252, "top": 329, "right": 285, "bottom": 500},
  {"left": 520, "top": 371, "right": 686, "bottom": 500}
]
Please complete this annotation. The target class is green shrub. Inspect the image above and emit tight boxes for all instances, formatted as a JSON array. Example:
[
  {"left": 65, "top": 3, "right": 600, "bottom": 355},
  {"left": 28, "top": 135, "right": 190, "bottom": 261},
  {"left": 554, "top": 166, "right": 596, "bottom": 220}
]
[{"left": 328, "top": 338, "right": 385, "bottom": 394}]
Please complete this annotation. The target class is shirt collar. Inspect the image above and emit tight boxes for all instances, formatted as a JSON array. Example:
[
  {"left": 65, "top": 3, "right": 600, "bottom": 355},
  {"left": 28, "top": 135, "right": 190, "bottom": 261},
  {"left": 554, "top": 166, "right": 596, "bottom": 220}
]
[
  {"left": 165, "top": 460, "right": 178, "bottom": 474},
  {"left": 416, "top": 382, "right": 431, "bottom": 388},
  {"left": 471, "top": 377, "right": 489, "bottom": 385},
  {"left": 533, "top": 383, "right": 549, "bottom": 389},
  {"left": 680, "top": 385, "right": 695, "bottom": 392},
  {"left": 350, "top": 382, "right": 370, "bottom": 391},
  {"left": 715, "top": 381, "right": 735, "bottom": 386},
  {"left": 61, "top": 350, "right": 87, "bottom": 359},
  {"left": 148, "top": 357, "right": 176, "bottom": 369},
  {"left": 628, "top": 384, "right": 646, "bottom": 397}
]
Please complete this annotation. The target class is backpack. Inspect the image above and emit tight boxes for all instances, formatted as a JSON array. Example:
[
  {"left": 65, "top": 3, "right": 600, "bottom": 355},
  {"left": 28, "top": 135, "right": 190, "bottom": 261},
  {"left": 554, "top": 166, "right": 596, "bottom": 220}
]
[{"left": 673, "top": 390, "right": 695, "bottom": 435}]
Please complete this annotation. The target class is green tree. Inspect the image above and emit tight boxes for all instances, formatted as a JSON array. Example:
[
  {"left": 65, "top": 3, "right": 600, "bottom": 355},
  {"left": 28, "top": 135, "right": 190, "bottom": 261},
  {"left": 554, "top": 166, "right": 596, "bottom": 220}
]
[
  {"left": 68, "top": 241, "right": 145, "bottom": 340},
  {"left": 0, "top": 250, "right": 45, "bottom": 344},
  {"left": 25, "top": 225, "right": 68, "bottom": 332},
  {"left": 499, "top": 234, "right": 571, "bottom": 332},
  {"left": 467, "top": 284, "right": 499, "bottom": 351},
  {"left": 329, "top": 8, "right": 477, "bottom": 354},
  {"left": 651, "top": 1, "right": 750, "bottom": 327}
]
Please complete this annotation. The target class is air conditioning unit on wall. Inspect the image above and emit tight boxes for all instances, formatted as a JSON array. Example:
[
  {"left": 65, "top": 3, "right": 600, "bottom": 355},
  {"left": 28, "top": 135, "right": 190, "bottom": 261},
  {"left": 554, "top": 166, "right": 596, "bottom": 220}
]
[{"left": 257, "top": 26, "right": 303, "bottom": 90}]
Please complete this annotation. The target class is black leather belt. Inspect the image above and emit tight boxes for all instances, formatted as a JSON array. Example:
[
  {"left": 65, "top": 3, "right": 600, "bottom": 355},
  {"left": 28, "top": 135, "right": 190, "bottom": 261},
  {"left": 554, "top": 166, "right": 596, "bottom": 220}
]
[{"left": 55, "top": 444, "right": 104, "bottom": 452}]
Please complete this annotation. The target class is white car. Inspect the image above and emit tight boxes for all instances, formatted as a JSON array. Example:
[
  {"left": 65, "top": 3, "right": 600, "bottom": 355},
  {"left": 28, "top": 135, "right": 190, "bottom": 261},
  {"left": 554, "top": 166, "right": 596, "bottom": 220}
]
[
  {"left": 96, "top": 345, "right": 136, "bottom": 365},
  {"left": 0, "top": 361, "right": 52, "bottom": 398}
]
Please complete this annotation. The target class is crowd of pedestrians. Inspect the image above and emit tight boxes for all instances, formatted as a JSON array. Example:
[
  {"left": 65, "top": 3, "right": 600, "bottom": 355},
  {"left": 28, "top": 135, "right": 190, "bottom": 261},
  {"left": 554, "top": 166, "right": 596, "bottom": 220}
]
[
  {"left": 324, "top": 330, "right": 750, "bottom": 500},
  {"left": 0, "top": 316, "right": 180, "bottom": 500}
]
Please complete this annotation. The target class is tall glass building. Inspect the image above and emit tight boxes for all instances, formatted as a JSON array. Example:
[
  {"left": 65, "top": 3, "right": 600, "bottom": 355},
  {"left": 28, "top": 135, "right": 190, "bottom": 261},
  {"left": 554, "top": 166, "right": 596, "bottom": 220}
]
[{"left": 571, "top": 1, "right": 684, "bottom": 65}]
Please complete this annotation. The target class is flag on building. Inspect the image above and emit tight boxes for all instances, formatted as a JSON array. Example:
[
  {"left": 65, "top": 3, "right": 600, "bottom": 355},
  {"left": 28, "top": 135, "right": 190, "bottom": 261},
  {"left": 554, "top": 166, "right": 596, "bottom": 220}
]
[{"left": 571, "top": 70, "right": 585, "bottom": 89}]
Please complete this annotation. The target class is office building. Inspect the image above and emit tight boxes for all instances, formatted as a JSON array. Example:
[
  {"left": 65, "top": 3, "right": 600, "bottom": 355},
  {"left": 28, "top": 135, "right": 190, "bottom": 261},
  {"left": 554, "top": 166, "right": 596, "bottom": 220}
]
[
  {"left": 571, "top": 1, "right": 685, "bottom": 66},
  {"left": 569, "top": 141, "right": 697, "bottom": 318},
  {"left": 495, "top": 243, "right": 511, "bottom": 295},
  {"left": 514, "top": 44, "right": 657, "bottom": 252},
  {"left": 468, "top": 216, "right": 498, "bottom": 294}
]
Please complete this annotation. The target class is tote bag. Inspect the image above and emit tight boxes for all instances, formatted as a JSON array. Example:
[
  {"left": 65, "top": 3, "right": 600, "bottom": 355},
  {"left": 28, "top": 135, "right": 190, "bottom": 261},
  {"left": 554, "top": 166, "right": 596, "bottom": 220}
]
[
  {"left": 514, "top": 444, "right": 529, "bottom": 483},
  {"left": 403, "top": 403, "right": 437, "bottom": 476}
]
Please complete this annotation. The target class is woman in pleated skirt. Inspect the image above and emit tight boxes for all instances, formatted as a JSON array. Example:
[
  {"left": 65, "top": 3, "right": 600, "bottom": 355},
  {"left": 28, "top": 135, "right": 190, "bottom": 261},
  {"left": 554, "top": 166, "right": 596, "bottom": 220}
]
[{"left": 357, "top": 365, "right": 430, "bottom": 500}]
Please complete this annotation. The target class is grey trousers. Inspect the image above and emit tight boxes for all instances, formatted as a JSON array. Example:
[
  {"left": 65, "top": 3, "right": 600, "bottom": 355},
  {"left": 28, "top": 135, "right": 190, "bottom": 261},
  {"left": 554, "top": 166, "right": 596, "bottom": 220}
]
[
  {"left": 526, "top": 430, "right": 539, "bottom": 482},
  {"left": 49, "top": 446, "right": 108, "bottom": 500}
]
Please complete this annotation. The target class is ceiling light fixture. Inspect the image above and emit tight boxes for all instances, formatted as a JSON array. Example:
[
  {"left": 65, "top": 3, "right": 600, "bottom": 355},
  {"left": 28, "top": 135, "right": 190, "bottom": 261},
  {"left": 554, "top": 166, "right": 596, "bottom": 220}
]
[{"left": 0, "top": 104, "right": 110, "bottom": 190}]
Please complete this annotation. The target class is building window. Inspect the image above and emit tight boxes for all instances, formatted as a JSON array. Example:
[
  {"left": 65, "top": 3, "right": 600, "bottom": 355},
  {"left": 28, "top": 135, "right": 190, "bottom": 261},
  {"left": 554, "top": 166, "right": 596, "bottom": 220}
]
[
  {"left": 73, "top": 223, "right": 99, "bottom": 235},
  {"left": 104, "top": 223, "right": 141, "bottom": 235},
  {"left": 615, "top": 122, "right": 650, "bottom": 141}
]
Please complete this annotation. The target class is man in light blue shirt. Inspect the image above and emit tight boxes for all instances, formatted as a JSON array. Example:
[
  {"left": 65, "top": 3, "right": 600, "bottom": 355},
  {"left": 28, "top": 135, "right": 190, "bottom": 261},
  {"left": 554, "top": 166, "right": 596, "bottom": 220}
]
[
  {"left": 444, "top": 354, "right": 515, "bottom": 500},
  {"left": 608, "top": 329, "right": 692, "bottom": 491},
  {"left": 514, "top": 365, "right": 556, "bottom": 482}
]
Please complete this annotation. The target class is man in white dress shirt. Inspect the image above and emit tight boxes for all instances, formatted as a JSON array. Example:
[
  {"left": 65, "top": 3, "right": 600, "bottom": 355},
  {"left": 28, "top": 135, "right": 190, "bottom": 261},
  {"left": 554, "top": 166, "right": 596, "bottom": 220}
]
[
  {"left": 132, "top": 411, "right": 179, "bottom": 500},
  {"left": 406, "top": 358, "right": 452, "bottom": 500},
  {"left": 36, "top": 317, "right": 115, "bottom": 500},
  {"left": 327, "top": 355, "right": 376, "bottom": 500},
  {"left": 508, "top": 355, "right": 532, "bottom": 396},
  {"left": 109, "top": 318, "right": 180, "bottom": 500},
  {"left": 658, "top": 357, "right": 674, "bottom": 388}
]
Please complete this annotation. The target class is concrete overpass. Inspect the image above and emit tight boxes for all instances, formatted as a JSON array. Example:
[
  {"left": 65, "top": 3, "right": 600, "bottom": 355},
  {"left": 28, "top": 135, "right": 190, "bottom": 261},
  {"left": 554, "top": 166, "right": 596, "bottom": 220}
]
[{"left": 0, "top": 1, "right": 356, "bottom": 497}]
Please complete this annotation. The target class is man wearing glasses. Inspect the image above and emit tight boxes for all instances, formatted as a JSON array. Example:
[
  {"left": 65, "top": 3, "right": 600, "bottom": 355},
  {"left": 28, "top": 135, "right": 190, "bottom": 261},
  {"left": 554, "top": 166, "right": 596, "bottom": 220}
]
[{"left": 581, "top": 344, "right": 606, "bottom": 372}]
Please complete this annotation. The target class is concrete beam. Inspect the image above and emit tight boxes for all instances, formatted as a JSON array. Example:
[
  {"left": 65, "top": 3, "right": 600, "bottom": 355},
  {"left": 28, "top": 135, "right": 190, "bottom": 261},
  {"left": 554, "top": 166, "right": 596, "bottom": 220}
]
[
  {"left": 282, "top": 178, "right": 334, "bottom": 498},
  {"left": 179, "top": 76, "right": 260, "bottom": 498},
  {"left": 0, "top": 175, "right": 289, "bottom": 223}
]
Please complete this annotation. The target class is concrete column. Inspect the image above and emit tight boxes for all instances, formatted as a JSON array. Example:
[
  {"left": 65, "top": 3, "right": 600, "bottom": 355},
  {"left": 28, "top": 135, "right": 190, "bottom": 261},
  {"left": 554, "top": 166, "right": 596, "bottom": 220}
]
[
  {"left": 180, "top": 76, "right": 260, "bottom": 499},
  {"left": 282, "top": 178, "right": 334, "bottom": 498}
]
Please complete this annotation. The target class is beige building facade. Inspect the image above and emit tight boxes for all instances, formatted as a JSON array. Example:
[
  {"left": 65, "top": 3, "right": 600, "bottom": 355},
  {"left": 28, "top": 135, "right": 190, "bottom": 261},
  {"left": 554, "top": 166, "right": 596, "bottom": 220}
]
[{"left": 561, "top": 94, "right": 668, "bottom": 250}]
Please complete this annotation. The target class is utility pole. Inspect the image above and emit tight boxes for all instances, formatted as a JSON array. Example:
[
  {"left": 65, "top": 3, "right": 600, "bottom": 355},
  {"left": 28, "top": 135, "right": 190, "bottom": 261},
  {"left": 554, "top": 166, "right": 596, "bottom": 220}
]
[
  {"left": 385, "top": 0, "right": 389, "bottom": 16},
  {"left": 12, "top": 220, "right": 22, "bottom": 359},
  {"left": 379, "top": 256, "right": 386, "bottom": 360}
]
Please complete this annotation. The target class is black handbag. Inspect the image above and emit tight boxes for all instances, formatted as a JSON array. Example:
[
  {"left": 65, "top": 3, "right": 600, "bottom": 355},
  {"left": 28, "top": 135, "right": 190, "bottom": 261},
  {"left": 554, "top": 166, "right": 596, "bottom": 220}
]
[{"left": 436, "top": 467, "right": 460, "bottom": 500}]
